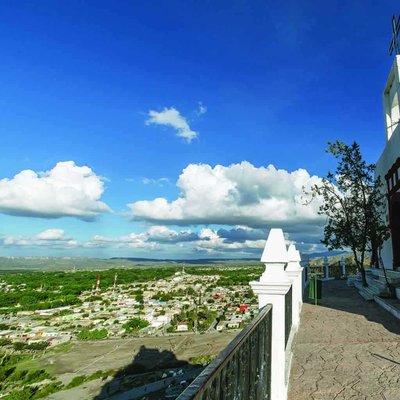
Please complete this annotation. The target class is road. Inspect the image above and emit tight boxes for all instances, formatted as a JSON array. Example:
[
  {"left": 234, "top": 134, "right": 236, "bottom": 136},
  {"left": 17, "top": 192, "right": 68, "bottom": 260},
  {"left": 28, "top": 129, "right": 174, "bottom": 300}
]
[{"left": 106, "top": 367, "right": 203, "bottom": 400}]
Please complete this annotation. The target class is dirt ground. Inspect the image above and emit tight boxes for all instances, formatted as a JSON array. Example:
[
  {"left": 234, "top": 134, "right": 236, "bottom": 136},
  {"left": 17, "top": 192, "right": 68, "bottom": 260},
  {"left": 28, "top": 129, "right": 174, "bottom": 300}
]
[
  {"left": 42, "top": 331, "right": 238, "bottom": 378},
  {"left": 43, "top": 331, "right": 238, "bottom": 399}
]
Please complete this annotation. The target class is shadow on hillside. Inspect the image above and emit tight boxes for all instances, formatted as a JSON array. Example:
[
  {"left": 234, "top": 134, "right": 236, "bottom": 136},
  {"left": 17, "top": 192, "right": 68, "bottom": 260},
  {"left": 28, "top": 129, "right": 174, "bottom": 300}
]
[
  {"left": 304, "top": 279, "right": 400, "bottom": 335},
  {"left": 93, "top": 344, "right": 193, "bottom": 400}
]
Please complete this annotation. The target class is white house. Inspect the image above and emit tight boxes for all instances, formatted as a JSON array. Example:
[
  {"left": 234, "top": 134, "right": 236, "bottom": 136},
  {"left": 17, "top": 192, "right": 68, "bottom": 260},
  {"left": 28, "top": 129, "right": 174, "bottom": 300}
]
[
  {"left": 176, "top": 322, "right": 189, "bottom": 332},
  {"left": 376, "top": 54, "right": 400, "bottom": 269}
]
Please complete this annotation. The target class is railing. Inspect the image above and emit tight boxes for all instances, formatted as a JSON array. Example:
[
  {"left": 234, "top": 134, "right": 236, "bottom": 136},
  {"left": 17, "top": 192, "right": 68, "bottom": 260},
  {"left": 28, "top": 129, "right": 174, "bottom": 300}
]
[
  {"left": 285, "top": 286, "right": 292, "bottom": 348},
  {"left": 302, "top": 262, "right": 309, "bottom": 283},
  {"left": 177, "top": 305, "right": 273, "bottom": 400}
]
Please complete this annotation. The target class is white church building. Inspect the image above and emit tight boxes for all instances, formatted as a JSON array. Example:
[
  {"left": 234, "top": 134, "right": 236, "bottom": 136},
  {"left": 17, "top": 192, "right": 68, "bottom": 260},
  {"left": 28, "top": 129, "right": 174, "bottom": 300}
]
[{"left": 376, "top": 52, "right": 400, "bottom": 269}]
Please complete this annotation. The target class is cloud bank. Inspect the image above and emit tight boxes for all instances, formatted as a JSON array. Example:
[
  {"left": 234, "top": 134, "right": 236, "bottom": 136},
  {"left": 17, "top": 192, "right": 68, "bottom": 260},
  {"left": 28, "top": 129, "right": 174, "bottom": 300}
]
[
  {"left": 128, "top": 161, "right": 323, "bottom": 229},
  {"left": 0, "top": 161, "right": 111, "bottom": 220},
  {"left": 2, "top": 226, "right": 268, "bottom": 256},
  {"left": 3, "top": 229, "right": 77, "bottom": 248}
]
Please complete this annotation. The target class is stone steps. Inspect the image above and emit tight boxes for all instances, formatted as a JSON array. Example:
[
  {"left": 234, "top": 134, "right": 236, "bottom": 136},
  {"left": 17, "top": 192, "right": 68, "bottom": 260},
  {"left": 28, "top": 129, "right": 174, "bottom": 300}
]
[
  {"left": 347, "top": 275, "right": 360, "bottom": 287},
  {"left": 346, "top": 269, "right": 391, "bottom": 297},
  {"left": 354, "top": 281, "right": 375, "bottom": 301},
  {"left": 359, "top": 289, "right": 375, "bottom": 301},
  {"left": 350, "top": 274, "right": 390, "bottom": 297},
  {"left": 365, "top": 276, "right": 390, "bottom": 296},
  {"left": 350, "top": 271, "right": 400, "bottom": 319},
  {"left": 368, "top": 268, "right": 400, "bottom": 285},
  {"left": 374, "top": 296, "right": 400, "bottom": 320}
]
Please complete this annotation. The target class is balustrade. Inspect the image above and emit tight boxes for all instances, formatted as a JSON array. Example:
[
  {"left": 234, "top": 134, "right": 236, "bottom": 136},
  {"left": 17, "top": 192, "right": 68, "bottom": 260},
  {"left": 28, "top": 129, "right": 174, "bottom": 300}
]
[
  {"left": 177, "top": 305, "right": 272, "bottom": 400},
  {"left": 177, "top": 228, "right": 302, "bottom": 400}
]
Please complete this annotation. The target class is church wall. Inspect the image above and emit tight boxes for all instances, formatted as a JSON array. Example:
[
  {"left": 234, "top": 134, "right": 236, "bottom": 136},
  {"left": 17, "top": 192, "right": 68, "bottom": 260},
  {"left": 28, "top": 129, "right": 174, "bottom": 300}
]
[
  {"left": 376, "top": 133, "right": 399, "bottom": 269},
  {"left": 376, "top": 55, "right": 400, "bottom": 269}
]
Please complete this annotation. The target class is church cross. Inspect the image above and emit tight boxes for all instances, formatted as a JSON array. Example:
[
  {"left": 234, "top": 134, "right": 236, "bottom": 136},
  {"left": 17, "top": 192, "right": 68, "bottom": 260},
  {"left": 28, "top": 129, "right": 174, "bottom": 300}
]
[{"left": 389, "top": 15, "right": 400, "bottom": 56}]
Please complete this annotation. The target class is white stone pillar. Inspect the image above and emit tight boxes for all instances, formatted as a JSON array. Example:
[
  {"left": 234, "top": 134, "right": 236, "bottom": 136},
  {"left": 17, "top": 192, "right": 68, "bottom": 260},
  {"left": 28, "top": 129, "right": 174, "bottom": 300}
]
[
  {"left": 324, "top": 256, "right": 329, "bottom": 278},
  {"left": 285, "top": 245, "right": 304, "bottom": 328},
  {"left": 341, "top": 255, "right": 346, "bottom": 276},
  {"left": 250, "top": 229, "right": 292, "bottom": 400},
  {"left": 321, "top": 255, "right": 334, "bottom": 281}
]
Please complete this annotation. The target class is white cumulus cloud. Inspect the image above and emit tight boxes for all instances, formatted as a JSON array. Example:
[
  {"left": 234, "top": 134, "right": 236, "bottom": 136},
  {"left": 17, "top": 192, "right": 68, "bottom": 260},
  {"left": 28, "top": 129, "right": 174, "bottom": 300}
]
[
  {"left": 128, "top": 161, "right": 323, "bottom": 229},
  {"left": 84, "top": 226, "right": 199, "bottom": 249},
  {"left": 0, "top": 161, "right": 111, "bottom": 220},
  {"left": 36, "top": 229, "right": 66, "bottom": 240},
  {"left": 194, "top": 228, "right": 265, "bottom": 255},
  {"left": 146, "top": 107, "right": 198, "bottom": 143},
  {"left": 146, "top": 225, "right": 199, "bottom": 243},
  {"left": 3, "top": 229, "right": 77, "bottom": 247}
]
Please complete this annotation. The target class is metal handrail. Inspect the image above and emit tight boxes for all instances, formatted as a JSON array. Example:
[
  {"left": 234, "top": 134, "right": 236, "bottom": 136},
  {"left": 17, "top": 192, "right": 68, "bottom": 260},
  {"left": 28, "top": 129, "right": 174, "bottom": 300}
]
[{"left": 177, "top": 304, "right": 273, "bottom": 400}]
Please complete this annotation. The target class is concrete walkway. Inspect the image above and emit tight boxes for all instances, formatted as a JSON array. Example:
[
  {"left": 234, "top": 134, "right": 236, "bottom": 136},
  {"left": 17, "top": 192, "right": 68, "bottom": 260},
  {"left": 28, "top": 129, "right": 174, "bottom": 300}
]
[{"left": 288, "top": 280, "right": 400, "bottom": 400}]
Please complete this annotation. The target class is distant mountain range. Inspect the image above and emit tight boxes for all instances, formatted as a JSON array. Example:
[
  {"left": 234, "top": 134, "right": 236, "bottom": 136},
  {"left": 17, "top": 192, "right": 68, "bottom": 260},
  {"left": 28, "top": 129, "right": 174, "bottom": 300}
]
[
  {"left": 110, "top": 250, "right": 349, "bottom": 264},
  {"left": 302, "top": 250, "right": 348, "bottom": 260},
  {"left": 109, "top": 257, "right": 258, "bottom": 264},
  {"left": 0, "top": 251, "right": 352, "bottom": 272}
]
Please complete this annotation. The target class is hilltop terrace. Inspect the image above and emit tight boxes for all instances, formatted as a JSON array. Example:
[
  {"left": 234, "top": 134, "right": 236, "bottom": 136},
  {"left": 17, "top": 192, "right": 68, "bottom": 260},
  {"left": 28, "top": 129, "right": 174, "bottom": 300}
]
[{"left": 176, "top": 229, "right": 400, "bottom": 400}]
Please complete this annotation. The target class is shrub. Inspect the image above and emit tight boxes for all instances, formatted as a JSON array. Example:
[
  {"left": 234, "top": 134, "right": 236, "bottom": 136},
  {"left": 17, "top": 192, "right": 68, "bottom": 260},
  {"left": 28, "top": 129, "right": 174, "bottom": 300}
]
[
  {"left": 77, "top": 328, "right": 108, "bottom": 340},
  {"left": 123, "top": 318, "right": 149, "bottom": 333},
  {"left": 7, "top": 388, "right": 33, "bottom": 400},
  {"left": 32, "top": 381, "right": 63, "bottom": 398},
  {"left": 24, "top": 369, "right": 50, "bottom": 384},
  {"left": 0, "top": 338, "right": 11, "bottom": 346},
  {"left": 87, "top": 370, "right": 105, "bottom": 381},
  {"left": 12, "top": 342, "right": 27, "bottom": 351},
  {"left": 66, "top": 375, "right": 86, "bottom": 388},
  {"left": 8, "top": 368, "right": 28, "bottom": 382},
  {"left": 27, "top": 341, "right": 49, "bottom": 351}
]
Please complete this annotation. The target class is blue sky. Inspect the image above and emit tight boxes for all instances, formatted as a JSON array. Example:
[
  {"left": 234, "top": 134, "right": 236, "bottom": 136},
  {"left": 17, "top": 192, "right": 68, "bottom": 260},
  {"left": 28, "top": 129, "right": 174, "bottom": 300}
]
[{"left": 0, "top": 1, "right": 397, "bottom": 258}]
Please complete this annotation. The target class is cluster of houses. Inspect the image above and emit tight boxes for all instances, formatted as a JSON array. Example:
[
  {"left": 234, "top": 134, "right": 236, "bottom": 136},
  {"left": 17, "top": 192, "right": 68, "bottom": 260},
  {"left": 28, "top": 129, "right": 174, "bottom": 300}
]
[{"left": 0, "top": 269, "right": 258, "bottom": 347}]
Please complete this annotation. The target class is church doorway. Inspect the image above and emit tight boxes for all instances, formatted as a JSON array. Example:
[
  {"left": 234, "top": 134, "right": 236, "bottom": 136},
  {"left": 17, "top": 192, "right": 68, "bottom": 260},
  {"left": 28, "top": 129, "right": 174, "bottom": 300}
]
[{"left": 389, "top": 192, "right": 400, "bottom": 268}]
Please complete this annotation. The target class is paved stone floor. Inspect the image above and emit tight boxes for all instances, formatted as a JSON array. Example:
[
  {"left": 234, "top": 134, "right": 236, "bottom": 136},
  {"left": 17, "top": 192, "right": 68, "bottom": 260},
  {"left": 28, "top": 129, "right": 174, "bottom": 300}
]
[{"left": 288, "top": 280, "right": 400, "bottom": 400}]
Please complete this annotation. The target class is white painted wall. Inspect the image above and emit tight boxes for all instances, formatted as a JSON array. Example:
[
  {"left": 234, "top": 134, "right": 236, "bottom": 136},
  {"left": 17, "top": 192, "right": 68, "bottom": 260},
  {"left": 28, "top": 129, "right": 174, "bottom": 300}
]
[
  {"left": 383, "top": 55, "right": 400, "bottom": 142},
  {"left": 375, "top": 55, "right": 400, "bottom": 269}
]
